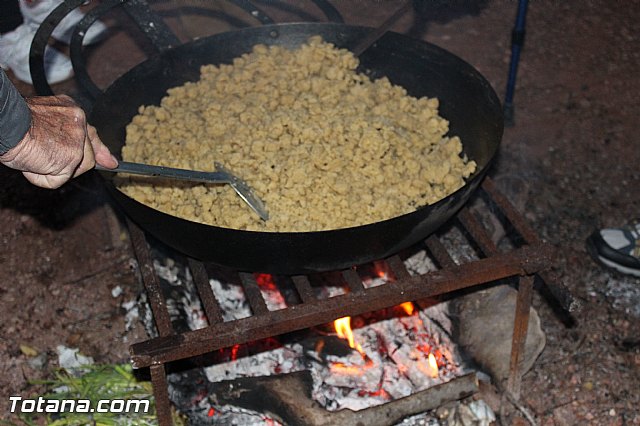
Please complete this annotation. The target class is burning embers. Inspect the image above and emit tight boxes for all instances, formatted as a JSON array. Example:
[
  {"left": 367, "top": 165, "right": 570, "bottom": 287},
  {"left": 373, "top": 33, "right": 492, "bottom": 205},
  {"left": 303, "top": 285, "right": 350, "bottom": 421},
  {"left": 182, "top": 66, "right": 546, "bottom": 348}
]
[
  {"left": 146, "top": 248, "right": 472, "bottom": 423},
  {"left": 152, "top": 255, "right": 470, "bottom": 414},
  {"left": 309, "top": 301, "right": 465, "bottom": 411}
]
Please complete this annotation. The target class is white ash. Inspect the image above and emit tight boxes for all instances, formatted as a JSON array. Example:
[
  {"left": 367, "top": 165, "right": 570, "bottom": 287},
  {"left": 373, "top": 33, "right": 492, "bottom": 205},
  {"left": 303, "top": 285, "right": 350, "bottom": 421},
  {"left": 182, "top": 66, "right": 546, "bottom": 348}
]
[
  {"left": 154, "top": 258, "right": 181, "bottom": 284},
  {"left": 209, "top": 279, "right": 252, "bottom": 321},
  {"left": 153, "top": 258, "right": 208, "bottom": 330},
  {"left": 437, "top": 225, "right": 481, "bottom": 264},
  {"left": 56, "top": 345, "right": 94, "bottom": 369},
  {"left": 111, "top": 285, "right": 123, "bottom": 298},
  {"left": 404, "top": 250, "right": 438, "bottom": 276},
  {"left": 121, "top": 299, "right": 139, "bottom": 332},
  {"left": 178, "top": 248, "right": 470, "bottom": 417},
  {"left": 256, "top": 277, "right": 288, "bottom": 311},
  {"left": 136, "top": 291, "right": 158, "bottom": 338},
  {"left": 209, "top": 276, "right": 289, "bottom": 321},
  {"left": 204, "top": 344, "right": 305, "bottom": 383},
  {"left": 398, "top": 399, "right": 495, "bottom": 426},
  {"left": 201, "top": 305, "right": 469, "bottom": 413},
  {"left": 317, "top": 285, "right": 347, "bottom": 299},
  {"left": 604, "top": 275, "right": 640, "bottom": 318},
  {"left": 362, "top": 271, "right": 389, "bottom": 289},
  {"left": 210, "top": 404, "right": 283, "bottom": 426},
  {"left": 420, "top": 302, "right": 455, "bottom": 342},
  {"left": 309, "top": 313, "right": 469, "bottom": 412}
]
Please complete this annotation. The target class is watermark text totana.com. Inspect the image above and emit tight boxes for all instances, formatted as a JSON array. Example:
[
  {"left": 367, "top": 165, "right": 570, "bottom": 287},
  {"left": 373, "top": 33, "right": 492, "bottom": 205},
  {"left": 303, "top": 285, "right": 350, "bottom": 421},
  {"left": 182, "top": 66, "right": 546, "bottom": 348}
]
[{"left": 9, "top": 396, "right": 151, "bottom": 414}]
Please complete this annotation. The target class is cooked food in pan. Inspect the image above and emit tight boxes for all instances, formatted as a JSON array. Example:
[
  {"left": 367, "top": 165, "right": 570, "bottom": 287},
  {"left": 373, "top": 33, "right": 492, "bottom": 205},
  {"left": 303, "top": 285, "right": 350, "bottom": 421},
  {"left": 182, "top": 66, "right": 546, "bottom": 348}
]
[{"left": 117, "top": 36, "right": 476, "bottom": 232}]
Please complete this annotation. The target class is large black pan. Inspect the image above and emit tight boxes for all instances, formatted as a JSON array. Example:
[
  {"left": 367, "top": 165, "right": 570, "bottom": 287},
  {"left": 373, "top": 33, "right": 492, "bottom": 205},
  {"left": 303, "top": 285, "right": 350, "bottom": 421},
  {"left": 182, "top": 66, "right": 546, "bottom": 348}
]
[{"left": 90, "top": 23, "right": 503, "bottom": 274}]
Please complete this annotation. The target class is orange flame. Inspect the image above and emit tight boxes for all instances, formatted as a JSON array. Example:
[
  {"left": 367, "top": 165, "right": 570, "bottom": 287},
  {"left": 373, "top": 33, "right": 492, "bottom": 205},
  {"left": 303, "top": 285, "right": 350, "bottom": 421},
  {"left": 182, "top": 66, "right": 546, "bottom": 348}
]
[
  {"left": 372, "top": 260, "right": 389, "bottom": 279},
  {"left": 330, "top": 362, "right": 366, "bottom": 376},
  {"left": 334, "top": 316, "right": 364, "bottom": 354},
  {"left": 399, "top": 302, "right": 415, "bottom": 316},
  {"left": 230, "top": 344, "right": 241, "bottom": 361},
  {"left": 428, "top": 353, "right": 439, "bottom": 378}
]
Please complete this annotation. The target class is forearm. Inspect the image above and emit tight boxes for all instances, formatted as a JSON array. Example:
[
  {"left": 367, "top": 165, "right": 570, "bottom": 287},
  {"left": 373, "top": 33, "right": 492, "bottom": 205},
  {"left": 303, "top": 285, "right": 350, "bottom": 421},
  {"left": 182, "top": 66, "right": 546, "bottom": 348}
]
[{"left": 0, "top": 69, "right": 32, "bottom": 155}]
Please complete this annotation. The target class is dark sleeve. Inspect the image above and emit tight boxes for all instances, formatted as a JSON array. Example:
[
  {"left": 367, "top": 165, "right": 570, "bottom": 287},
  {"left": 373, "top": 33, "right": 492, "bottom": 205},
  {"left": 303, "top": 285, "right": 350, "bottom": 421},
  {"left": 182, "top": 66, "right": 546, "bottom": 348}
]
[{"left": 0, "top": 69, "right": 32, "bottom": 155}]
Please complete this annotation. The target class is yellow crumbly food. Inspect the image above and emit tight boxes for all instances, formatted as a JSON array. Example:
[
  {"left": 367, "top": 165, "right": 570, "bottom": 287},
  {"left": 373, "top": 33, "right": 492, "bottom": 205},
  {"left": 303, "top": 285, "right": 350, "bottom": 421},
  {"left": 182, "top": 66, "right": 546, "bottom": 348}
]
[{"left": 118, "top": 36, "right": 476, "bottom": 232}]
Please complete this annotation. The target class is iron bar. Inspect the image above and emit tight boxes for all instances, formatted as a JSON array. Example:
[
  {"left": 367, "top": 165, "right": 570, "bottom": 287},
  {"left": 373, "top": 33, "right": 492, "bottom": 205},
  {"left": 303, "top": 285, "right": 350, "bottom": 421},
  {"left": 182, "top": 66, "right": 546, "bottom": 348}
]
[
  {"left": 130, "top": 243, "right": 551, "bottom": 368},
  {"left": 481, "top": 177, "right": 538, "bottom": 243},
  {"left": 292, "top": 275, "right": 316, "bottom": 303},
  {"left": 187, "top": 259, "right": 223, "bottom": 325},
  {"left": 239, "top": 272, "right": 269, "bottom": 315},
  {"left": 343, "top": 268, "right": 365, "bottom": 293},
  {"left": 481, "top": 178, "right": 578, "bottom": 312},
  {"left": 385, "top": 255, "right": 412, "bottom": 281},
  {"left": 424, "top": 235, "right": 456, "bottom": 269},
  {"left": 150, "top": 364, "right": 173, "bottom": 426},
  {"left": 457, "top": 209, "right": 499, "bottom": 256},
  {"left": 128, "top": 220, "right": 173, "bottom": 337},
  {"left": 506, "top": 274, "right": 535, "bottom": 398}
]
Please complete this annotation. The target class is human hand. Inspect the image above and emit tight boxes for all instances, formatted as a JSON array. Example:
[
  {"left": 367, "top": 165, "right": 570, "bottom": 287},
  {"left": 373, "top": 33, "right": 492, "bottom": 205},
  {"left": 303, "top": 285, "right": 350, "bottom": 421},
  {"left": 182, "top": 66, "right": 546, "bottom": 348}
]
[{"left": 0, "top": 95, "right": 118, "bottom": 189}]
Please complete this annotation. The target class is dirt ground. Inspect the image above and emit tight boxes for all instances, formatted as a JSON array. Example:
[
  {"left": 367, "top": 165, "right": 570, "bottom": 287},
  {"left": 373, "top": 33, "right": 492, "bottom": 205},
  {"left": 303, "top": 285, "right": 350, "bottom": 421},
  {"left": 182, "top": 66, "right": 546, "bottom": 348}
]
[{"left": 1, "top": 0, "right": 638, "bottom": 425}]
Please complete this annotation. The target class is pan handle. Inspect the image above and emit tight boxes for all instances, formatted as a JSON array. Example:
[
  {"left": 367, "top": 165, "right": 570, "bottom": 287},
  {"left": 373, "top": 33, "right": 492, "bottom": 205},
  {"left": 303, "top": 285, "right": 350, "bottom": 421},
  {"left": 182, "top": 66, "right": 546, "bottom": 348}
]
[
  {"left": 30, "top": 0, "right": 183, "bottom": 103},
  {"left": 29, "top": 0, "right": 91, "bottom": 98},
  {"left": 30, "top": 0, "right": 344, "bottom": 102}
]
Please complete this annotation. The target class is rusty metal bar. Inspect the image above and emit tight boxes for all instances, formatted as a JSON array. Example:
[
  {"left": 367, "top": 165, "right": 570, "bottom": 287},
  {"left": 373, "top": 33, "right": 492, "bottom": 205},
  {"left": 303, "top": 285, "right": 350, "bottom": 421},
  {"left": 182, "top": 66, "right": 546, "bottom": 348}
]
[
  {"left": 187, "top": 258, "right": 223, "bottom": 325},
  {"left": 150, "top": 364, "right": 173, "bottom": 426},
  {"left": 385, "top": 255, "right": 412, "bottom": 281},
  {"left": 127, "top": 220, "right": 173, "bottom": 336},
  {"left": 457, "top": 208, "right": 499, "bottom": 256},
  {"left": 343, "top": 268, "right": 365, "bottom": 293},
  {"left": 424, "top": 234, "right": 456, "bottom": 269},
  {"left": 239, "top": 272, "right": 269, "bottom": 315},
  {"left": 481, "top": 177, "right": 538, "bottom": 243},
  {"left": 506, "top": 274, "right": 534, "bottom": 399},
  {"left": 130, "top": 243, "right": 551, "bottom": 368},
  {"left": 481, "top": 178, "right": 578, "bottom": 312},
  {"left": 292, "top": 275, "right": 315, "bottom": 303}
]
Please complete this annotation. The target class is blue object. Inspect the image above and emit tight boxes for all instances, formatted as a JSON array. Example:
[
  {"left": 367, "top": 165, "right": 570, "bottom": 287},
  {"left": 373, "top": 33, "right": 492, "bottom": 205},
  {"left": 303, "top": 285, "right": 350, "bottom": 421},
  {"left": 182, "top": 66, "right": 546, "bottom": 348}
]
[{"left": 504, "top": 0, "right": 529, "bottom": 126}]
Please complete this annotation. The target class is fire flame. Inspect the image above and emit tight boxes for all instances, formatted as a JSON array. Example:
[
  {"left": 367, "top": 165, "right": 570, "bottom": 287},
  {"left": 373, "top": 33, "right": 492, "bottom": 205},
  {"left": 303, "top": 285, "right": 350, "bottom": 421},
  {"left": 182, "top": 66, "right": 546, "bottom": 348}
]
[
  {"left": 330, "top": 362, "right": 366, "bottom": 376},
  {"left": 428, "top": 353, "right": 439, "bottom": 378},
  {"left": 372, "top": 260, "right": 389, "bottom": 279},
  {"left": 399, "top": 301, "right": 415, "bottom": 316},
  {"left": 230, "top": 344, "right": 241, "bottom": 361},
  {"left": 255, "top": 273, "right": 278, "bottom": 291},
  {"left": 334, "top": 316, "right": 364, "bottom": 354}
]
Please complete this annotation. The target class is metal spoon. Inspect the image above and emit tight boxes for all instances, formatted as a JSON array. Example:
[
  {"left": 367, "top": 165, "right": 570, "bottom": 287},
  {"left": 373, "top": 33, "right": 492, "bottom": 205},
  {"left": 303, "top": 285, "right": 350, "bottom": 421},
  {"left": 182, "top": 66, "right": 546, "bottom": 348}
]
[{"left": 96, "top": 161, "right": 269, "bottom": 220}]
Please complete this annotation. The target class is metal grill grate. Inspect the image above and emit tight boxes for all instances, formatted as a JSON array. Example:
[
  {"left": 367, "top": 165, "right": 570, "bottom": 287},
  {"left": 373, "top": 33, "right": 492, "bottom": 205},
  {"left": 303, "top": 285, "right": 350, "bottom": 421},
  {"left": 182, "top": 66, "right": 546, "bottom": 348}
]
[{"left": 126, "top": 178, "right": 571, "bottom": 426}]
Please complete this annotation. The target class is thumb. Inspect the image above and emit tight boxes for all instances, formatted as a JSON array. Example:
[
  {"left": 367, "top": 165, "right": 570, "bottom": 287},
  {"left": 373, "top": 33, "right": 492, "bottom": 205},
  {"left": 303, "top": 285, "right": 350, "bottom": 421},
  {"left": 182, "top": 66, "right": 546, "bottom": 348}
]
[{"left": 87, "top": 125, "right": 118, "bottom": 169}]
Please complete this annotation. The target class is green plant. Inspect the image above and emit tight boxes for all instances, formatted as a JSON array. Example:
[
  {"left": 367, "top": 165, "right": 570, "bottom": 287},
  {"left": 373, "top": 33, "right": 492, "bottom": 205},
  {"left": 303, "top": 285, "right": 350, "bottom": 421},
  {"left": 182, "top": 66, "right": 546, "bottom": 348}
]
[{"left": 15, "top": 364, "right": 183, "bottom": 426}]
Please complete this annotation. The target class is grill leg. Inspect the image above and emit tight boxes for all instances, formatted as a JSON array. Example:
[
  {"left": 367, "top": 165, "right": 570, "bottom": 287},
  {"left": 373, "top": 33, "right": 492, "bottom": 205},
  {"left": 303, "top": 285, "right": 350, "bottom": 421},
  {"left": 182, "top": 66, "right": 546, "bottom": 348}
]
[
  {"left": 150, "top": 364, "right": 174, "bottom": 426},
  {"left": 506, "top": 274, "right": 534, "bottom": 399}
]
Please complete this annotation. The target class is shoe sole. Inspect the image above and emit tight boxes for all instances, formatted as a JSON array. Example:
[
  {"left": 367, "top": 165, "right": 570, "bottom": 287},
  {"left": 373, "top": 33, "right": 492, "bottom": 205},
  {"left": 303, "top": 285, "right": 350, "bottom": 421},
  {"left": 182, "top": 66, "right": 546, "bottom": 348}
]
[{"left": 586, "top": 236, "right": 640, "bottom": 278}]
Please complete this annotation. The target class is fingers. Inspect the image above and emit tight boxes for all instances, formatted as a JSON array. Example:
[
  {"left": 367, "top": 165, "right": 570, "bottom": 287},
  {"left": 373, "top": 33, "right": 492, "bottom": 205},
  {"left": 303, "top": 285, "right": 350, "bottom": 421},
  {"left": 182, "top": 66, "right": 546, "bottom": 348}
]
[
  {"left": 1, "top": 95, "right": 118, "bottom": 188},
  {"left": 22, "top": 171, "right": 68, "bottom": 189},
  {"left": 72, "top": 131, "right": 96, "bottom": 178},
  {"left": 87, "top": 125, "right": 118, "bottom": 169}
]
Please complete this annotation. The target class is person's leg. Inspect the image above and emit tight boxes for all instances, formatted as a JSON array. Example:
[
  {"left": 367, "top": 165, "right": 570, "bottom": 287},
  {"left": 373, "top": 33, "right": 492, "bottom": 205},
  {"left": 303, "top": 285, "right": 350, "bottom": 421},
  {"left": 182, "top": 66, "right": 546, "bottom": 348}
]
[
  {"left": 20, "top": 0, "right": 107, "bottom": 45},
  {"left": 586, "top": 221, "right": 640, "bottom": 277},
  {"left": 0, "top": 22, "right": 73, "bottom": 85},
  {"left": 0, "top": 0, "right": 108, "bottom": 85}
]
